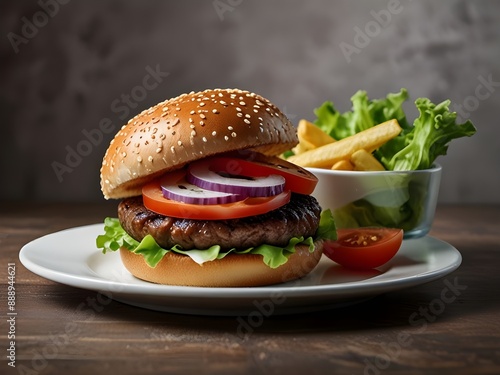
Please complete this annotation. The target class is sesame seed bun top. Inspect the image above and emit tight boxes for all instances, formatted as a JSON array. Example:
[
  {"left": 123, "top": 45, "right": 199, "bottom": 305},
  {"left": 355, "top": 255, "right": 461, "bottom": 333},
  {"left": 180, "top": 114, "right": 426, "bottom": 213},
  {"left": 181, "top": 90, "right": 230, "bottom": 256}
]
[{"left": 100, "top": 88, "right": 299, "bottom": 199}]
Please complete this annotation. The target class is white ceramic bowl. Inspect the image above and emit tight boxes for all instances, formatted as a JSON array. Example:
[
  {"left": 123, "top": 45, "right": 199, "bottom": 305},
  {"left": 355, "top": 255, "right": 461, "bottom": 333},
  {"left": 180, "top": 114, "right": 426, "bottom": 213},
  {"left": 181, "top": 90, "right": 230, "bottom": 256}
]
[{"left": 307, "top": 164, "right": 442, "bottom": 239}]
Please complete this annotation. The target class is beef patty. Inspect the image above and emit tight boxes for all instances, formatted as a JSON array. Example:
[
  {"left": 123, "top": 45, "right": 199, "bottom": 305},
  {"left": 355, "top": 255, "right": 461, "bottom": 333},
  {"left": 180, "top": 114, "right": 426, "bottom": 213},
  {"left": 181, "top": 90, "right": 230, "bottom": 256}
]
[{"left": 118, "top": 194, "right": 321, "bottom": 250}]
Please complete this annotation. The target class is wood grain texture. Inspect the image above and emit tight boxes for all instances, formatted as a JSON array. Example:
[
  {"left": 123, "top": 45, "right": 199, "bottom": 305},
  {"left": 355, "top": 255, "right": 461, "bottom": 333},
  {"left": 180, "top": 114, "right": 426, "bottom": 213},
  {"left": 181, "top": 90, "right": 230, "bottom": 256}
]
[{"left": 1, "top": 203, "right": 499, "bottom": 375}]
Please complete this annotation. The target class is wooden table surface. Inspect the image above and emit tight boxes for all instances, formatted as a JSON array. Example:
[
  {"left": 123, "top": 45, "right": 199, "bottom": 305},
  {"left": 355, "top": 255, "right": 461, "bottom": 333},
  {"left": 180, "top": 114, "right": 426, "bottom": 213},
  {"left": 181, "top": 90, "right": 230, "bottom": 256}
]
[{"left": 1, "top": 203, "right": 499, "bottom": 375}]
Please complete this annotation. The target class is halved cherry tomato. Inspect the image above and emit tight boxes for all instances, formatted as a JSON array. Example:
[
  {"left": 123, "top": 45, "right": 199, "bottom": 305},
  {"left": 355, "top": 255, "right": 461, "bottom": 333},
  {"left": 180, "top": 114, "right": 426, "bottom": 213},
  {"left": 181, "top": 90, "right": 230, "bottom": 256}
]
[
  {"left": 210, "top": 152, "right": 318, "bottom": 195},
  {"left": 323, "top": 228, "right": 403, "bottom": 269},
  {"left": 142, "top": 178, "right": 291, "bottom": 220}
]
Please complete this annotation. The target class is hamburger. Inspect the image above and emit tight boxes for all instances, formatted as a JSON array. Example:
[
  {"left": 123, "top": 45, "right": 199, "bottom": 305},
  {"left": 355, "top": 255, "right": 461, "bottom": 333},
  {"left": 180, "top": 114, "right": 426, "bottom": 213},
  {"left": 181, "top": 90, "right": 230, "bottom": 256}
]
[{"left": 97, "top": 88, "right": 335, "bottom": 287}]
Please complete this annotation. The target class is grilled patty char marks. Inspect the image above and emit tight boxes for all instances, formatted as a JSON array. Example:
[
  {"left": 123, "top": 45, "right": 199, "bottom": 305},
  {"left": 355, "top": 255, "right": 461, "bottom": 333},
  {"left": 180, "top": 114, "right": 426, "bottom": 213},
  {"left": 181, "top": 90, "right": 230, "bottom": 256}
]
[{"left": 118, "top": 194, "right": 321, "bottom": 251}]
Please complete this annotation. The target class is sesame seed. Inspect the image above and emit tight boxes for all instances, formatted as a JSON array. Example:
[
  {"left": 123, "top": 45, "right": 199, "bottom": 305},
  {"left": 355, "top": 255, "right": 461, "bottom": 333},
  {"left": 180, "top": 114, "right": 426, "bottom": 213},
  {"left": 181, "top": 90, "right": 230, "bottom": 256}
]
[
  {"left": 236, "top": 112, "right": 243, "bottom": 117},
  {"left": 220, "top": 100, "right": 227, "bottom": 106},
  {"left": 244, "top": 119, "right": 251, "bottom": 124},
  {"left": 231, "top": 132, "right": 237, "bottom": 137},
  {"left": 191, "top": 130, "right": 196, "bottom": 137},
  {"left": 212, "top": 109, "right": 219, "bottom": 114},
  {"left": 199, "top": 102, "right": 205, "bottom": 107},
  {"left": 200, "top": 121, "right": 205, "bottom": 126},
  {"left": 148, "top": 156, "right": 153, "bottom": 162},
  {"left": 156, "top": 147, "right": 162, "bottom": 153},
  {"left": 200, "top": 113, "right": 206, "bottom": 119},
  {"left": 245, "top": 114, "right": 251, "bottom": 118},
  {"left": 212, "top": 131, "right": 217, "bottom": 136},
  {"left": 224, "top": 136, "right": 229, "bottom": 141},
  {"left": 202, "top": 137, "right": 207, "bottom": 142},
  {"left": 236, "top": 107, "right": 242, "bottom": 112},
  {"left": 228, "top": 126, "right": 233, "bottom": 130},
  {"left": 177, "top": 140, "right": 183, "bottom": 146},
  {"left": 190, "top": 124, "right": 195, "bottom": 129},
  {"left": 256, "top": 100, "right": 263, "bottom": 106},
  {"left": 137, "top": 156, "right": 142, "bottom": 162},
  {"left": 190, "top": 110, "right": 196, "bottom": 115},
  {"left": 239, "top": 101, "right": 246, "bottom": 106},
  {"left": 253, "top": 109, "right": 259, "bottom": 113}
]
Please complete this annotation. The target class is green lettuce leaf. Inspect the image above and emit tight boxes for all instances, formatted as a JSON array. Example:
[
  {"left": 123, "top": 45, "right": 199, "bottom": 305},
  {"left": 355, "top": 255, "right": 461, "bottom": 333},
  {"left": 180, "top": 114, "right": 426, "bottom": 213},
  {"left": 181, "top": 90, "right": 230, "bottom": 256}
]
[
  {"left": 96, "top": 217, "right": 138, "bottom": 252},
  {"left": 132, "top": 235, "right": 168, "bottom": 268},
  {"left": 316, "top": 209, "right": 337, "bottom": 241},
  {"left": 379, "top": 98, "right": 477, "bottom": 171},
  {"left": 96, "top": 212, "right": 336, "bottom": 269}
]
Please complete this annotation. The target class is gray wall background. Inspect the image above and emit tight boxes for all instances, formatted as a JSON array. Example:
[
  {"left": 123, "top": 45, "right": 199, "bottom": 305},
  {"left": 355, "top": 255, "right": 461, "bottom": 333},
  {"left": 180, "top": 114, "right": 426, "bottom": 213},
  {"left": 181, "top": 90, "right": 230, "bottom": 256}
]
[{"left": 1, "top": 0, "right": 499, "bottom": 203}]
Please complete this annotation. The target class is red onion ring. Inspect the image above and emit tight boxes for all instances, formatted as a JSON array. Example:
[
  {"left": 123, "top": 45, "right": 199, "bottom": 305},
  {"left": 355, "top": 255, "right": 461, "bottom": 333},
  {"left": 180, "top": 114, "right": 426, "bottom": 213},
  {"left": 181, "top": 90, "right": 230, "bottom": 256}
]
[
  {"left": 160, "top": 171, "right": 243, "bottom": 205},
  {"left": 187, "top": 159, "right": 285, "bottom": 197}
]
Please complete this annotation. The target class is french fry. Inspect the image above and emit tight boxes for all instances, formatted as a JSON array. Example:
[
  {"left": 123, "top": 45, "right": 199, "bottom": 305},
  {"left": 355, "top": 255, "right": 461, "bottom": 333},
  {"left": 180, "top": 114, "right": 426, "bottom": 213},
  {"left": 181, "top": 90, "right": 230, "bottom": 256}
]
[
  {"left": 288, "top": 119, "right": 402, "bottom": 168},
  {"left": 331, "top": 159, "right": 354, "bottom": 171},
  {"left": 350, "top": 149, "right": 385, "bottom": 171},
  {"left": 297, "top": 119, "right": 336, "bottom": 150},
  {"left": 291, "top": 142, "right": 309, "bottom": 155}
]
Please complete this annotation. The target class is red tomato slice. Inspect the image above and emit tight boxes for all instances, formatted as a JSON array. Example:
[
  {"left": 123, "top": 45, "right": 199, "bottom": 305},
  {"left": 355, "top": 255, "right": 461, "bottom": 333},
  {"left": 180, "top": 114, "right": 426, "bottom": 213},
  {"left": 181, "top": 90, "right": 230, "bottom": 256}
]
[
  {"left": 323, "top": 228, "right": 404, "bottom": 269},
  {"left": 208, "top": 153, "right": 318, "bottom": 195},
  {"left": 143, "top": 178, "right": 291, "bottom": 220}
]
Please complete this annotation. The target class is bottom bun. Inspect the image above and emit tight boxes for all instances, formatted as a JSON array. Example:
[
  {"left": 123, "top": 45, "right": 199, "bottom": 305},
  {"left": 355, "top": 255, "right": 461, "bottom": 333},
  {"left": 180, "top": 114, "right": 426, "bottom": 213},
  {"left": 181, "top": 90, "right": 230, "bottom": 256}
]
[{"left": 119, "top": 241, "right": 324, "bottom": 287}]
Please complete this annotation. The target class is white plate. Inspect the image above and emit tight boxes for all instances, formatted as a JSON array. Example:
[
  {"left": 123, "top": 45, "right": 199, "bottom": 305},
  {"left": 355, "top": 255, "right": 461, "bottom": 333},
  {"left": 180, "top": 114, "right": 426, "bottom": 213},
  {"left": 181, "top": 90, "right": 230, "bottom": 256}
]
[{"left": 19, "top": 224, "right": 461, "bottom": 316}]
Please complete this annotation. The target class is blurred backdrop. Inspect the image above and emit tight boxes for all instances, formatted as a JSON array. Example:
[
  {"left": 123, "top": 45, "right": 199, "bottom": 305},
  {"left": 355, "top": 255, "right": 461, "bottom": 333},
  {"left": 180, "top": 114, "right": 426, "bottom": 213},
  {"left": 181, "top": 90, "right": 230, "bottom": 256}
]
[{"left": 1, "top": 0, "right": 499, "bottom": 203}]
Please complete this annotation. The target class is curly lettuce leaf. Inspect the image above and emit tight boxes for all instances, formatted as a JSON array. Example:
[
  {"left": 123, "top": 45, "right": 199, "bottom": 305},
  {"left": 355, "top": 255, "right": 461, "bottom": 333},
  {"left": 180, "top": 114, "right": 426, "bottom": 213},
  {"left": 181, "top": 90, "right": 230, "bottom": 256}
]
[
  {"left": 96, "top": 217, "right": 138, "bottom": 252},
  {"left": 378, "top": 98, "right": 477, "bottom": 171},
  {"left": 96, "top": 212, "right": 336, "bottom": 269}
]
